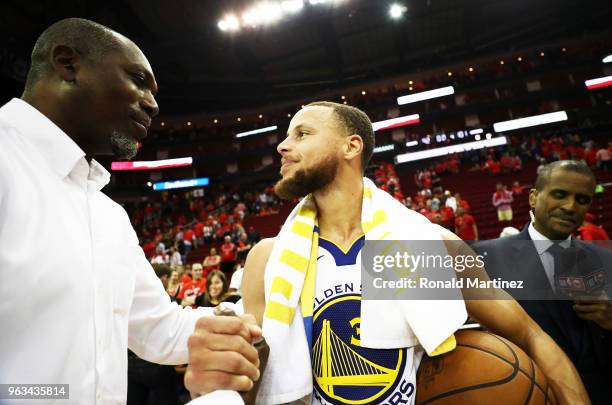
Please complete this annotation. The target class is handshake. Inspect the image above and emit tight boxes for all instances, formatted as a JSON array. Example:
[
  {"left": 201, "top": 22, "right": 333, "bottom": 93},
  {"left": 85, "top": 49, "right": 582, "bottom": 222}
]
[{"left": 185, "top": 304, "right": 269, "bottom": 404}]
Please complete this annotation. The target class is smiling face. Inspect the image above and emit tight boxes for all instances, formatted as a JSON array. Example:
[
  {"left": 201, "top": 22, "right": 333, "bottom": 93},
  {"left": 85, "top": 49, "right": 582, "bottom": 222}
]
[
  {"left": 530, "top": 168, "right": 595, "bottom": 239},
  {"left": 274, "top": 106, "right": 344, "bottom": 199},
  {"left": 208, "top": 274, "right": 224, "bottom": 300},
  {"left": 69, "top": 37, "right": 159, "bottom": 159},
  {"left": 192, "top": 265, "right": 203, "bottom": 281}
]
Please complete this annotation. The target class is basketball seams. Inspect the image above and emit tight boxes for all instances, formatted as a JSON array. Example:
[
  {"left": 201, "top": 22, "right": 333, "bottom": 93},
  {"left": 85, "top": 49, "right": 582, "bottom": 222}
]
[
  {"left": 487, "top": 333, "right": 549, "bottom": 396},
  {"left": 523, "top": 358, "right": 535, "bottom": 405},
  {"left": 419, "top": 340, "right": 520, "bottom": 404},
  {"left": 416, "top": 331, "right": 555, "bottom": 404}
]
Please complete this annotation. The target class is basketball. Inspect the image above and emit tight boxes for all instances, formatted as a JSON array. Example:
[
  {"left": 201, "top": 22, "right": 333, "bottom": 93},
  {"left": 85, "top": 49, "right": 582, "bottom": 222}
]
[{"left": 416, "top": 330, "right": 557, "bottom": 405}]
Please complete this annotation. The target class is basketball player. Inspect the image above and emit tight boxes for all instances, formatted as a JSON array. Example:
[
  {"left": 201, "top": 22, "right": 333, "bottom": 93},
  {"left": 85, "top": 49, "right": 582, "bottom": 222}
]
[
  {"left": 0, "top": 18, "right": 260, "bottom": 403},
  {"left": 242, "top": 102, "right": 589, "bottom": 404}
]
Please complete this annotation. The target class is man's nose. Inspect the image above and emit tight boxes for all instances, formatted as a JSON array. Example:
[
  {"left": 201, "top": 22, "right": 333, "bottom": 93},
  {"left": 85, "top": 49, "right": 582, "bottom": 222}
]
[
  {"left": 141, "top": 92, "right": 159, "bottom": 119},
  {"left": 277, "top": 138, "right": 291, "bottom": 155}
]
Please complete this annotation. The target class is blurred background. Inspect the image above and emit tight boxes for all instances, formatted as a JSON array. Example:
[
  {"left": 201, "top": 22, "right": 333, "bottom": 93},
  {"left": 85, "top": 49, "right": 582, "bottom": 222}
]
[{"left": 1, "top": 0, "right": 610, "bottom": 269}]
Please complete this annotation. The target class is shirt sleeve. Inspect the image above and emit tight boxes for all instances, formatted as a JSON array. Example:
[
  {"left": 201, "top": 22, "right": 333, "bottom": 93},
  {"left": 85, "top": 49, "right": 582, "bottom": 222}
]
[{"left": 125, "top": 219, "right": 213, "bottom": 365}]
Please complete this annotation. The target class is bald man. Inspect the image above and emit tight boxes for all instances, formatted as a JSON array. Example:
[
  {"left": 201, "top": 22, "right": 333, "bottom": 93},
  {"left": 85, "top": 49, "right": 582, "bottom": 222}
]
[{"left": 0, "top": 18, "right": 259, "bottom": 404}]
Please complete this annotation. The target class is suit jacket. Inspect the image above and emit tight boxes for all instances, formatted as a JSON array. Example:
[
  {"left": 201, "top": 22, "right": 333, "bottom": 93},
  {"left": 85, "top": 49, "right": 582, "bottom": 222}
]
[{"left": 472, "top": 227, "right": 612, "bottom": 404}]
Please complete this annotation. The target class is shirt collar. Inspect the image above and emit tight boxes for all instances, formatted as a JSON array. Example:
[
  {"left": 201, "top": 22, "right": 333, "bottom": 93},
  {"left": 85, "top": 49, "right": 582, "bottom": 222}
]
[
  {"left": 528, "top": 221, "right": 571, "bottom": 254},
  {"left": 0, "top": 98, "right": 111, "bottom": 191}
]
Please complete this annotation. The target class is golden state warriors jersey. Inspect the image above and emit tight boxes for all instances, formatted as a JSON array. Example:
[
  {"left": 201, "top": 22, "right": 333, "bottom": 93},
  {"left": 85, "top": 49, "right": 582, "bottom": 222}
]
[{"left": 311, "top": 230, "right": 422, "bottom": 405}]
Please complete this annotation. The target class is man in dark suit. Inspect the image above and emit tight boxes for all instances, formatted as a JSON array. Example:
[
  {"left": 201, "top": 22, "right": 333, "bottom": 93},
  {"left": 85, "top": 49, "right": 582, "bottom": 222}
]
[{"left": 473, "top": 160, "right": 612, "bottom": 404}]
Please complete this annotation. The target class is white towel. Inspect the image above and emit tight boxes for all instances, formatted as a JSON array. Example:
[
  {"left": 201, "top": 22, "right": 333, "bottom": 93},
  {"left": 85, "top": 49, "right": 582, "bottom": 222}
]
[{"left": 193, "top": 178, "right": 467, "bottom": 404}]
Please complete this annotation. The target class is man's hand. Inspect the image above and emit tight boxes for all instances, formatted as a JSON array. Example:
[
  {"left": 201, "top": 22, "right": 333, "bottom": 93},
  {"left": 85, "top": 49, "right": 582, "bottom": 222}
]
[
  {"left": 574, "top": 295, "right": 612, "bottom": 331},
  {"left": 185, "top": 314, "right": 262, "bottom": 395}
]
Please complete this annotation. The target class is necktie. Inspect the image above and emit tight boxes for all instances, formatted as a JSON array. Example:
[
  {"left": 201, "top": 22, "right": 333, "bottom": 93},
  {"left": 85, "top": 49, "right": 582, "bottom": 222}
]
[{"left": 547, "top": 242, "right": 565, "bottom": 293}]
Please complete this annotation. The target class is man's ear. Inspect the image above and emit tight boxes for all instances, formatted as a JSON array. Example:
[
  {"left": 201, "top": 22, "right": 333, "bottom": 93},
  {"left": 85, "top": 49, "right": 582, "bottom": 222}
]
[
  {"left": 344, "top": 134, "right": 363, "bottom": 162},
  {"left": 50, "top": 45, "right": 81, "bottom": 84},
  {"left": 528, "top": 188, "right": 537, "bottom": 211}
]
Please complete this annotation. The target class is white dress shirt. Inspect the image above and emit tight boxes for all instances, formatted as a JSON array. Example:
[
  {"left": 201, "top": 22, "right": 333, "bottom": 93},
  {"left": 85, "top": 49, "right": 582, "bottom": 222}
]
[
  {"left": 229, "top": 267, "right": 244, "bottom": 294},
  {"left": 528, "top": 222, "right": 571, "bottom": 290},
  {"left": 0, "top": 99, "right": 212, "bottom": 404}
]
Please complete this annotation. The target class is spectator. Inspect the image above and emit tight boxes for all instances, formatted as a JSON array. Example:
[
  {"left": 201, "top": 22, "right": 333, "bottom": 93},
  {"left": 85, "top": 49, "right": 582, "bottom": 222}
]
[
  {"left": 236, "top": 232, "right": 253, "bottom": 263},
  {"left": 168, "top": 246, "right": 182, "bottom": 267},
  {"left": 202, "top": 222, "right": 214, "bottom": 244},
  {"left": 202, "top": 247, "right": 221, "bottom": 278},
  {"left": 492, "top": 182, "right": 514, "bottom": 223},
  {"left": 220, "top": 235, "right": 237, "bottom": 275},
  {"left": 454, "top": 207, "right": 478, "bottom": 240},
  {"left": 596, "top": 142, "right": 611, "bottom": 170},
  {"left": 511, "top": 180, "right": 525, "bottom": 195},
  {"left": 178, "top": 263, "right": 206, "bottom": 308},
  {"left": 179, "top": 263, "right": 192, "bottom": 285},
  {"left": 454, "top": 193, "right": 470, "bottom": 212},
  {"left": 181, "top": 226, "right": 196, "bottom": 263},
  {"left": 584, "top": 145, "right": 598, "bottom": 167},
  {"left": 141, "top": 240, "right": 157, "bottom": 259},
  {"left": 150, "top": 248, "right": 169, "bottom": 265},
  {"left": 444, "top": 190, "right": 457, "bottom": 212},
  {"left": 578, "top": 213, "right": 610, "bottom": 241},
  {"left": 195, "top": 270, "right": 241, "bottom": 307},
  {"left": 484, "top": 156, "right": 501, "bottom": 175},
  {"left": 247, "top": 226, "right": 261, "bottom": 245},
  {"left": 512, "top": 155, "right": 522, "bottom": 172},
  {"left": 165, "top": 270, "right": 182, "bottom": 302},
  {"left": 193, "top": 220, "right": 204, "bottom": 244},
  {"left": 500, "top": 152, "right": 513, "bottom": 173}
]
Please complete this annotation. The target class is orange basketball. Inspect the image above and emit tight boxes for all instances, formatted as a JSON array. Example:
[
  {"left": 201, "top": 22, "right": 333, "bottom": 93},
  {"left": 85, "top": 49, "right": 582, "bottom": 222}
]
[{"left": 416, "top": 330, "right": 557, "bottom": 405}]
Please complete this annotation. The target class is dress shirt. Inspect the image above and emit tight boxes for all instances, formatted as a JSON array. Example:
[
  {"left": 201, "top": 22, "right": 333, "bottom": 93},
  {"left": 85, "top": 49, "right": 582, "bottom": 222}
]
[
  {"left": 527, "top": 222, "right": 571, "bottom": 291},
  {"left": 0, "top": 98, "right": 211, "bottom": 404}
]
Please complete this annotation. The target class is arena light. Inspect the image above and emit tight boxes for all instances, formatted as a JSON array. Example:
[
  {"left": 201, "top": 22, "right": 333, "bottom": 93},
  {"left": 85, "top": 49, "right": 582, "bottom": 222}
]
[
  {"left": 397, "top": 86, "right": 455, "bottom": 105},
  {"left": 218, "top": 14, "right": 240, "bottom": 31},
  {"left": 585, "top": 75, "right": 612, "bottom": 90},
  {"left": 406, "top": 140, "right": 418, "bottom": 147},
  {"left": 389, "top": 3, "right": 407, "bottom": 19},
  {"left": 281, "top": 0, "right": 304, "bottom": 13},
  {"left": 152, "top": 177, "right": 210, "bottom": 191},
  {"left": 602, "top": 55, "right": 612, "bottom": 63},
  {"left": 373, "top": 144, "right": 395, "bottom": 153},
  {"left": 243, "top": 2, "right": 284, "bottom": 26},
  {"left": 469, "top": 128, "right": 483, "bottom": 135},
  {"left": 219, "top": 0, "right": 347, "bottom": 31},
  {"left": 394, "top": 136, "right": 507, "bottom": 164},
  {"left": 235, "top": 125, "right": 278, "bottom": 138},
  {"left": 372, "top": 114, "right": 420, "bottom": 132},
  {"left": 111, "top": 157, "right": 193, "bottom": 171},
  {"left": 493, "top": 111, "right": 568, "bottom": 132}
]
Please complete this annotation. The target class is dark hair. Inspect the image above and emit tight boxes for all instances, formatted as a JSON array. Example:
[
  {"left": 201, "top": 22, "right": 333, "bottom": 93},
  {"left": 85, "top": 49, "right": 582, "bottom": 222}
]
[
  {"left": 24, "top": 18, "right": 122, "bottom": 92},
  {"left": 152, "top": 264, "right": 172, "bottom": 280},
  {"left": 205, "top": 270, "right": 229, "bottom": 302},
  {"left": 535, "top": 160, "right": 596, "bottom": 191},
  {"left": 306, "top": 101, "right": 375, "bottom": 173}
]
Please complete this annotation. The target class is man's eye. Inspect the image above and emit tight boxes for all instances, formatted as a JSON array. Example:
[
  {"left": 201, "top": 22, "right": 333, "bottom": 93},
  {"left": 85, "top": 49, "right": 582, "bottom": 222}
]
[
  {"left": 551, "top": 191, "right": 566, "bottom": 198},
  {"left": 132, "top": 74, "right": 146, "bottom": 85}
]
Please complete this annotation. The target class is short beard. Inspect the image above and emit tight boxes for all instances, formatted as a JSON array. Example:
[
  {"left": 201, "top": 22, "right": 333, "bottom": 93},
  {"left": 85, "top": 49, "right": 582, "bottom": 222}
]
[
  {"left": 274, "top": 157, "right": 338, "bottom": 200},
  {"left": 110, "top": 131, "right": 138, "bottom": 160}
]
